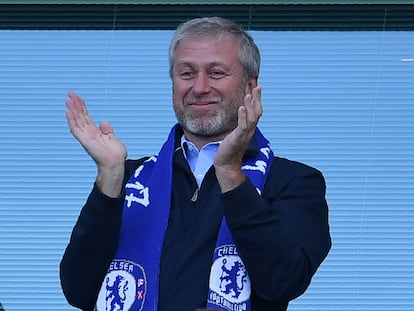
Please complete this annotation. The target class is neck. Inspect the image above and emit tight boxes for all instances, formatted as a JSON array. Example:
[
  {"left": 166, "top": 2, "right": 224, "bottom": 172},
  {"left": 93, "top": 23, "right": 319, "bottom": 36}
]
[{"left": 183, "top": 130, "right": 228, "bottom": 150}]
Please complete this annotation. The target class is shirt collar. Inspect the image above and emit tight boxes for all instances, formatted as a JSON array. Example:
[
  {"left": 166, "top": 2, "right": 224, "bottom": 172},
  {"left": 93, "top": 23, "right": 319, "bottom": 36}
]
[
  {"left": 180, "top": 134, "right": 221, "bottom": 161},
  {"left": 175, "top": 125, "right": 261, "bottom": 160}
]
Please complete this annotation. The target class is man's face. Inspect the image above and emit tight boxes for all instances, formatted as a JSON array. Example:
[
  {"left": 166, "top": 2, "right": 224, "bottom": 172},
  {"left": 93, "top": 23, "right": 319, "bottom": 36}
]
[{"left": 172, "top": 35, "right": 255, "bottom": 141}]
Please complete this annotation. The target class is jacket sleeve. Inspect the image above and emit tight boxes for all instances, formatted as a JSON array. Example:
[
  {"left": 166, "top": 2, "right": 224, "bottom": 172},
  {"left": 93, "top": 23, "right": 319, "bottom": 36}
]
[
  {"left": 59, "top": 184, "right": 124, "bottom": 311},
  {"left": 223, "top": 159, "right": 331, "bottom": 304}
]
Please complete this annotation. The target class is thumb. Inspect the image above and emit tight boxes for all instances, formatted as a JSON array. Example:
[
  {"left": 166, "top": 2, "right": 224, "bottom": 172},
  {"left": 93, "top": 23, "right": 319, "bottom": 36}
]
[{"left": 99, "top": 121, "right": 115, "bottom": 135}]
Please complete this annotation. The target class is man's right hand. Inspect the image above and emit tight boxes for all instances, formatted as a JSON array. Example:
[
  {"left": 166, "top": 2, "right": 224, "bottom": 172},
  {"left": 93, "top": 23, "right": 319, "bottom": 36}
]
[{"left": 65, "top": 92, "right": 127, "bottom": 198}]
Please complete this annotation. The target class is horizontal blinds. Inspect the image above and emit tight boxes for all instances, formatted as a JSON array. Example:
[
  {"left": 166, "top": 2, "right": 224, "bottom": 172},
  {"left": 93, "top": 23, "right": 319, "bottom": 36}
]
[
  {"left": 2, "top": 0, "right": 414, "bottom": 4},
  {"left": 0, "top": 29, "right": 413, "bottom": 310},
  {"left": 0, "top": 30, "right": 175, "bottom": 311},
  {"left": 255, "top": 31, "right": 414, "bottom": 310},
  {"left": 0, "top": 4, "right": 414, "bottom": 30}
]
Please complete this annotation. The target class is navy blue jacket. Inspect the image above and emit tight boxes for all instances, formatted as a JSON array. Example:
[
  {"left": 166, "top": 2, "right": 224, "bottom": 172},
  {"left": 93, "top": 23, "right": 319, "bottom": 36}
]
[{"left": 60, "top": 129, "right": 331, "bottom": 311}]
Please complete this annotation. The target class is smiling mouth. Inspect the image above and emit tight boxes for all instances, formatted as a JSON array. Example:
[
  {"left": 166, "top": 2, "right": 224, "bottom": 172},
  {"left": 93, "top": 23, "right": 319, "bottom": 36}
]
[
  {"left": 188, "top": 98, "right": 221, "bottom": 105},
  {"left": 190, "top": 101, "right": 216, "bottom": 106}
]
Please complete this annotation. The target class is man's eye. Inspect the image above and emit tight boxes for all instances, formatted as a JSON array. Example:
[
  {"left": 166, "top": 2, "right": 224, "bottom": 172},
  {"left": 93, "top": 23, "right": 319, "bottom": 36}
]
[
  {"left": 209, "top": 70, "right": 226, "bottom": 79},
  {"left": 179, "top": 71, "right": 195, "bottom": 79}
]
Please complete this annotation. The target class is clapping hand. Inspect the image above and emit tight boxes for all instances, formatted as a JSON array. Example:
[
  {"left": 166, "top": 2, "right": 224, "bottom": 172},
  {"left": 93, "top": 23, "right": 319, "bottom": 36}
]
[
  {"left": 65, "top": 92, "right": 127, "bottom": 197},
  {"left": 214, "top": 86, "right": 262, "bottom": 192}
]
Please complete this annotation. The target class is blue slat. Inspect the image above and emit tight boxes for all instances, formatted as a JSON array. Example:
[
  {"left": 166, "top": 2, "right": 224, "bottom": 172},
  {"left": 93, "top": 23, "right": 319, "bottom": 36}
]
[{"left": 0, "top": 29, "right": 413, "bottom": 310}]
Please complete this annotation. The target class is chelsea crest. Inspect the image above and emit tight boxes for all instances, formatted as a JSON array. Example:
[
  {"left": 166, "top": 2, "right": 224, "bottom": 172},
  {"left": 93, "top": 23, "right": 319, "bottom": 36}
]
[
  {"left": 208, "top": 244, "right": 251, "bottom": 311},
  {"left": 95, "top": 259, "right": 147, "bottom": 311}
]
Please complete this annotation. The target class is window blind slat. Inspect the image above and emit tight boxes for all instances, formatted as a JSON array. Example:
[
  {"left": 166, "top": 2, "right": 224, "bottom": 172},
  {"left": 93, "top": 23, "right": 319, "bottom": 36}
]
[{"left": 0, "top": 29, "right": 413, "bottom": 310}]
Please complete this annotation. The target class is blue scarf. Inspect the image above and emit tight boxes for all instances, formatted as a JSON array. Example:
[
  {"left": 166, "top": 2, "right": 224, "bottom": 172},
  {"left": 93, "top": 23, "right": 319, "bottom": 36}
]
[{"left": 94, "top": 124, "right": 274, "bottom": 311}]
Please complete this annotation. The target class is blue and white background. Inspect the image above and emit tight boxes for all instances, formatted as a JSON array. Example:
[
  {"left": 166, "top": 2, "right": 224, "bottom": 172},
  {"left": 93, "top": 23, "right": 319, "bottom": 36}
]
[{"left": 0, "top": 29, "right": 413, "bottom": 310}]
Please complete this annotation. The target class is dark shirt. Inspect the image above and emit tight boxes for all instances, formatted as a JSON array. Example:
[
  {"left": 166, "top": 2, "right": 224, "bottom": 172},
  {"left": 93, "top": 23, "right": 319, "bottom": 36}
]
[{"left": 60, "top": 130, "right": 331, "bottom": 311}]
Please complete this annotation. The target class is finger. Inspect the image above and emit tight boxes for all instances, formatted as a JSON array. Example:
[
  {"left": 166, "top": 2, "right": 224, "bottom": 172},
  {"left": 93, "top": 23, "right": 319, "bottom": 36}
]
[
  {"left": 251, "top": 86, "right": 263, "bottom": 117},
  {"left": 237, "top": 105, "right": 247, "bottom": 130},
  {"left": 65, "top": 107, "right": 87, "bottom": 139},
  {"left": 243, "top": 93, "right": 253, "bottom": 122},
  {"left": 100, "top": 121, "right": 115, "bottom": 136},
  {"left": 66, "top": 92, "right": 89, "bottom": 119},
  {"left": 74, "top": 92, "right": 89, "bottom": 116},
  {"left": 248, "top": 86, "right": 262, "bottom": 119},
  {"left": 243, "top": 86, "right": 262, "bottom": 126},
  {"left": 65, "top": 109, "right": 76, "bottom": 134},
  {"left": 65, "top": 95, "right": 82, "bottom": 131},
  {"left": 66, "top": 92, "right": 94, "bottom": 130},
  {"left": 243, "top": 92, "right": 257, "bottom": 126},
  {"left": 68, "top": 91, "right": 85, "bottom": 107},
  {"left": 66, "top": 93, "right": 82, "bottom": 122}
]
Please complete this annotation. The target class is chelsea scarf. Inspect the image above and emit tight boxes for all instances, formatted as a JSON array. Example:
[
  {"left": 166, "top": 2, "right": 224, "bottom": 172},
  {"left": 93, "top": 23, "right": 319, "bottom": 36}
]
[{"left": 94, "top": 124, "right": 274, "bottom": 311}]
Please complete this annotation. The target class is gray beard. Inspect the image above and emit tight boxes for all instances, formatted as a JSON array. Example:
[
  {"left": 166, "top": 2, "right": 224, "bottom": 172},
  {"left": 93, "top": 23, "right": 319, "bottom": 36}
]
[
  {"left": 173, "top": 84, "right": 247, "bottom": 138},
  {"left": 176, "top": 106, "right": 239, "bottom": 137}
]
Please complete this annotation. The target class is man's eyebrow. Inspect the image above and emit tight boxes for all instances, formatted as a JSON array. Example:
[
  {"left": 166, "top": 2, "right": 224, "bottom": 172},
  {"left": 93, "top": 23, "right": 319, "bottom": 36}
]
[
  {"left": 207, "top": 61, "right": 231, "bottom": 69},
  {"left": 175, "top": 61, "right": 230, "bottom": 68},
  {"left": 174, "top": 61, "right": 193, "bottom": 68}
]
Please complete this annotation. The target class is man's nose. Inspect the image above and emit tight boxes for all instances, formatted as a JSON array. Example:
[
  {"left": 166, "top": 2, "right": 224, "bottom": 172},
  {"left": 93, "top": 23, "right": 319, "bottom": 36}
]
[{"left": 192, "top": 72, "right": 211, "bottom": 94}]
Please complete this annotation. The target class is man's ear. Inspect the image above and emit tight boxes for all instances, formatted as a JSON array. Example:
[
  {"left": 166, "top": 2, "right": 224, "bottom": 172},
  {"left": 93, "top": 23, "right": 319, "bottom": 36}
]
[{"left": 246, "top": 76, "right": 258, "bottom": 93}]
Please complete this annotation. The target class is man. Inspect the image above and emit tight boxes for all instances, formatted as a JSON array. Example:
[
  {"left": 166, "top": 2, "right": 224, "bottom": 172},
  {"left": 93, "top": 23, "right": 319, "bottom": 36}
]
[{"left": 60, "top": 17, "right": 331, "bottom": 311}]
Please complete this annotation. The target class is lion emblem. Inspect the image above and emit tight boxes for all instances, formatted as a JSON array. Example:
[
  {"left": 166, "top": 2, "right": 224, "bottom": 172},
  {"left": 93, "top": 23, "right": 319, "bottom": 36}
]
[{"left": 219, "top": 258, "right": 248, "bottom": 299}]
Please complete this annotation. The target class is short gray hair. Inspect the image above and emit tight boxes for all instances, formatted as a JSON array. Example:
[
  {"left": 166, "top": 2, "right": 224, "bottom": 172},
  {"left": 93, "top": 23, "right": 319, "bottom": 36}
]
[{"left": 169, "top": 16, "right": 260, "bottom": 82}]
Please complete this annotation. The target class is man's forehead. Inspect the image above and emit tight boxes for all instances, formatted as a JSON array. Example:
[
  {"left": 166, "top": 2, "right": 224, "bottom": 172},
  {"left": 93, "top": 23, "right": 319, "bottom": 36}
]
[
  {"left": 177, "top": 34, "right": 239, "bottom": 48},
  {"left": 172, "top": 35, "right": 242, "bottom": 70}
]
